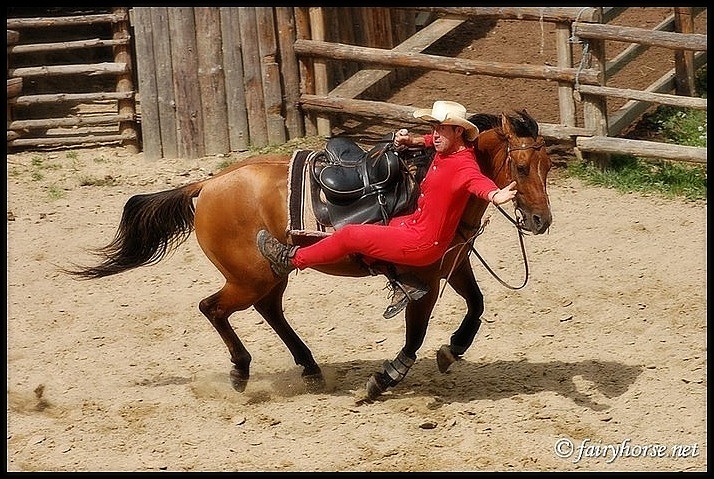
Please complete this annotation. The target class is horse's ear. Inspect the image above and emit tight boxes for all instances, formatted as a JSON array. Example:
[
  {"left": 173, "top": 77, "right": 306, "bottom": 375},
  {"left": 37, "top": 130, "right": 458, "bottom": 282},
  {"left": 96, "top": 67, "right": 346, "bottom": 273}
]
[{"left": 500, "top": 112, "right": 515, "bottom": 136}]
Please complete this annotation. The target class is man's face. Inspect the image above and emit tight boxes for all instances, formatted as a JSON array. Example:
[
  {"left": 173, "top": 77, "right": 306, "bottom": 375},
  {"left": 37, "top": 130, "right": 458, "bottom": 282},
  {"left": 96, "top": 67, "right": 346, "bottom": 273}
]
[{"left": 431, "top": 124, "right": 463, "bottom": 154}]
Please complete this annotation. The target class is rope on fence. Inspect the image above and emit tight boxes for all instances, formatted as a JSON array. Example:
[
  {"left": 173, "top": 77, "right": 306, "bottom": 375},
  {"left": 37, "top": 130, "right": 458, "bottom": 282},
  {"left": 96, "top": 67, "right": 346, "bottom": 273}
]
[{"left": 569, "top": 7, "right": 593, "bottom": 102}]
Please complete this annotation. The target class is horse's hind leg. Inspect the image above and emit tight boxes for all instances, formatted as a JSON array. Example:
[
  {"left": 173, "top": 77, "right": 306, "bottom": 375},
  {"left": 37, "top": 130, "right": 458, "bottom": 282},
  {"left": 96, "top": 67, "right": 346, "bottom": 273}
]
[
  {"left": 254, "top": 280, "right": 325, "bottom": 392},
  {"left": 437, "top": 260, "right": 485, "bottom": 373},
  {"left": 198, "top": 286, "right": 253, "bottom": 392}
]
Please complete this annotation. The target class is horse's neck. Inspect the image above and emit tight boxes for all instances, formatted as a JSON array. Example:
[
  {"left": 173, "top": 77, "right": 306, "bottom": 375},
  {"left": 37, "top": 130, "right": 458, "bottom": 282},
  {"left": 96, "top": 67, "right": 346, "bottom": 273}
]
[{"left": 476, "top": 131, "right": 508, "bottom": 185}]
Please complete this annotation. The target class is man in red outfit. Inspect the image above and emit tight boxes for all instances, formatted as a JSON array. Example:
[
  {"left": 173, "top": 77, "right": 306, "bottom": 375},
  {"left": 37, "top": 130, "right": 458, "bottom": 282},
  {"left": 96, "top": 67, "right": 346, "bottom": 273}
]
[{"left": 257, "top": 100, "right": 517, "bottom": 318}]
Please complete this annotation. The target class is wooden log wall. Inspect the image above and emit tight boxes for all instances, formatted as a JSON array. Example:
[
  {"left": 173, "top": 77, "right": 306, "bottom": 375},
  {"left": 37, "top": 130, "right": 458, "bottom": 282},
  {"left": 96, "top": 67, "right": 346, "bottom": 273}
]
[
  {"left": 130, "top": 6, "right": 417, "bottom": 159},
  {"left": 7, "top": 30, "right": 22, "bottom": 145},
  {"left": 6, "top": 7, "right": 139, "bottom": 152}
]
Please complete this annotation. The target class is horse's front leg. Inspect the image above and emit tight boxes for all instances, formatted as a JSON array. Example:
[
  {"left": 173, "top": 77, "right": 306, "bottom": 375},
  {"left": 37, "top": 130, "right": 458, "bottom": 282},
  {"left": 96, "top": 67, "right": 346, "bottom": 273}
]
[
  {"left": 437, "top": 259, "right": 485, "bottom": 373},
  {"left": 365, "top": 286, "right": 438, "bottom": 400},
  {"left": 254, "top": 280, "right": 325, "bottom": 392}
]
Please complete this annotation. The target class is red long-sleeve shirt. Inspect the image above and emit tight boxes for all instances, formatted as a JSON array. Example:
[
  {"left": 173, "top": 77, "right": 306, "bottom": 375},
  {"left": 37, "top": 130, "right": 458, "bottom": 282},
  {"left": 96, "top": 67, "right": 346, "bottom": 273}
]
[{"left": 292, "top": 135, "right": 499, "bottom": 268}]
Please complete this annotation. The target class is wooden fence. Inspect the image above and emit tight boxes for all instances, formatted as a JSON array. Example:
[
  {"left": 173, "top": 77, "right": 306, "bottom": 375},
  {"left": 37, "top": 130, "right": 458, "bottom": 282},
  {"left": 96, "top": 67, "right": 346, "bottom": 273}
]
[
  {"left": 6, "top": 7, "right": 708, "bottom": 166},
  {"left": 297, "top": 7, "right": 707, "bottom": 165}
]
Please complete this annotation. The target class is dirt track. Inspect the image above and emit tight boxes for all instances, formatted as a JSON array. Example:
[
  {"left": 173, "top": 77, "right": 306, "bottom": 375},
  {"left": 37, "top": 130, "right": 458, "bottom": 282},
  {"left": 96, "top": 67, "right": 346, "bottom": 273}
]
[{"left": 6, "top": 146, "right": 706, "bottom": 471}]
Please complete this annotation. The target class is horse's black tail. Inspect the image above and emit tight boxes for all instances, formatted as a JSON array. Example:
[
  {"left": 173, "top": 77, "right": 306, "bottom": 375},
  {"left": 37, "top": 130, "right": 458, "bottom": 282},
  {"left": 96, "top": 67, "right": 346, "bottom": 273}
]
[{"left": 64, "top": 182, "right": 204, "bottom": 279}]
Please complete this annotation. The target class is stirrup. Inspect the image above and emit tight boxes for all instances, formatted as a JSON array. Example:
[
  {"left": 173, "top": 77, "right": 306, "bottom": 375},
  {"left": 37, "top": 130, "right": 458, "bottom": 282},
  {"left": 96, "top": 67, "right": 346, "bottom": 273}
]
[
  {"left": 383, "top": 277, "right": 428, "bottom": 319},
  {"left": 383, "top": 281, "right": 409, "bottom": 319}
]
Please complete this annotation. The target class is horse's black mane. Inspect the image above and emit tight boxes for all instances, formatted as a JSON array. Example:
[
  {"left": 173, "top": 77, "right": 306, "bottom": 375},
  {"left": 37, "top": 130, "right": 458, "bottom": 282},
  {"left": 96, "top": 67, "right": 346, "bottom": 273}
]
[{"left": 468, "top": 110, "right": 539, "bottom": 139}]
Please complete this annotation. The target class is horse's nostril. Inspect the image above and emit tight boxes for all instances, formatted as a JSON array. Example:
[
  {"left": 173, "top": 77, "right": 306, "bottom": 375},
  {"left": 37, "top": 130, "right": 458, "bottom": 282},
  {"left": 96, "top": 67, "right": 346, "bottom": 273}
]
[{"left": 533, "top": 215, "right": 542, "bottom": 229}]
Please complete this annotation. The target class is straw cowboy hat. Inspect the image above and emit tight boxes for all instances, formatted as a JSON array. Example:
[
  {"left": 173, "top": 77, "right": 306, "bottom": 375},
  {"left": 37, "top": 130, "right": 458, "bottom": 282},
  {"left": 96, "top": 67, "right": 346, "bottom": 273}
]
[{"left": 413, "top": 100, "right": 480, "bottom": 141}]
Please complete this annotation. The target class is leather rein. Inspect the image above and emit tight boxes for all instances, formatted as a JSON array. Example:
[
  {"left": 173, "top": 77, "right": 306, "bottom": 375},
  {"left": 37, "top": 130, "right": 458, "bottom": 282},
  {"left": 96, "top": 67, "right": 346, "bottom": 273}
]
[{"left": 442, "top": 138, "right": 545, "bottom": 294}]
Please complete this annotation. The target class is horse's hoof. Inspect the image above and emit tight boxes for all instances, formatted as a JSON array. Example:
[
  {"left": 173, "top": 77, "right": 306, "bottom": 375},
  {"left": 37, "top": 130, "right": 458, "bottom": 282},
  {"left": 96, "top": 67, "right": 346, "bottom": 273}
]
[
  {"left": 436, "top": 344, "right": 459, "bottom": 373},
  {"left": 365, "top": 373, "right": 388, "bottom": 400},
  {"left": 303, "top": 373, "right": 326, "bottom": 393},
  {"left": 229, "top": 368, "right": 249, "bottom": 392}
]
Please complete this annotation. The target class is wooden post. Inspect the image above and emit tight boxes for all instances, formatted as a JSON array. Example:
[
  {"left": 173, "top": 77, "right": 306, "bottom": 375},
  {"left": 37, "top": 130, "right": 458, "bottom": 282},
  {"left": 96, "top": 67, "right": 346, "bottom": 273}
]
[
  {"left": 238, "top": 7, "right": 269, "bottom": 147},
  {"left": 391, "top": 9, "right": 417, "bottom": 86},
  {"left": 579, "top": 9, "right": 610, "bottom": 168},
  {"left": 275, "top": 7, "right": 304, "bottom": 140},
  {"left": 112, "top": 7, "right": 139, "bottom": 153},
  {"left": 359, "top": 7, "right": 393, "bottom": 98},
  {"left": 7, "top": 30, "right": 21, "bottom": 148},
  {"left": 131, "top": 7, "right": 161, "bottom": 159},
  {"left": 308, "top": 7, "right": 331, "bottom": 137},
  {"left": 324, "top": 7, "right": 345, "bottom": 85},
  {"left": 673, "top": 7, "right": 697, "bottom": 97},
  {"left": 195, "top": 7, "right": 230, "bottom": 155},
  {"left": 256, "top": 7, "right": 287, "bottom": 145},
  {"left": 168, "top": 7, "right": 204, "bottom": 159},
  {"left": 219, "top": 7, "right": 250, "bottom": 151},
  {"left": 150, "top": 7, "right": 177, "bottom": 158},
  {"left": 555, "top": 22, "right": 576, "bottom": 127},
  {"left": 294, "top": 7, "right": 317, "bottom": 136}
]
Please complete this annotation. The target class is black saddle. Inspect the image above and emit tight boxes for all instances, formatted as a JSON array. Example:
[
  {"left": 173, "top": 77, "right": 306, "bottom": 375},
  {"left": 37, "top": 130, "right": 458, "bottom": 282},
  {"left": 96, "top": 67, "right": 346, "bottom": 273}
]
[{"left": 309, "top": 134, "right": 430, "bottom": 229}]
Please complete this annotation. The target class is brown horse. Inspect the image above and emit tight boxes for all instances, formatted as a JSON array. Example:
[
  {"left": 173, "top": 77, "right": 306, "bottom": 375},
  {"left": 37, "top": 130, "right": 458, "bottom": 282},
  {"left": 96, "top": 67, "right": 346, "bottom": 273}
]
[{"left": 66, "top": 110, "right": 552, "bottom": 401}]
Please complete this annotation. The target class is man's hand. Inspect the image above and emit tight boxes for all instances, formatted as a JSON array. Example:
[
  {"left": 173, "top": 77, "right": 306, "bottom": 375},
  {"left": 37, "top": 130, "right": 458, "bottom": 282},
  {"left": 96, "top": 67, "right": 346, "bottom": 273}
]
[
  {"left": 489, "top": 181, "right": 518, "bottom": 205},
  {"left": 394, "top": 128, "right": 410, "bottom": 150}
]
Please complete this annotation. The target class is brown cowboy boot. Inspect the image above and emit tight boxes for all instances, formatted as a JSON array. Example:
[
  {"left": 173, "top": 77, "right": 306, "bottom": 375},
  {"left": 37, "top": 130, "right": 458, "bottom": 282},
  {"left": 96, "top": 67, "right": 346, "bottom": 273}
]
[
  {"left": 383, "top": 273, "right": 429, "bottom": 319},
  {"left": 256, "top": 229, "right": 298, "bottom": 277}
]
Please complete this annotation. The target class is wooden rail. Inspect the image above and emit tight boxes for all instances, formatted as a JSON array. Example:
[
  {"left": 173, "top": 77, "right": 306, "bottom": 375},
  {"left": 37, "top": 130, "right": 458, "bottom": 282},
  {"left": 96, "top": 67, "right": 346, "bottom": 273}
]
[
  {"left": 6, "top": 12, "right": 128, "bottom": 28},
  {"left": 412, "top": 7, "right": 603, "bottom": 23},
  {"left": 10, "top": 38, "right": 130, "bottom": 54},
  {"left": 573, "top": 22, "right": 707, "bottom": 51},
  {"left": 577, "top": 137, "right": 707, "bottom": 164},
  {"left": 299, "top": 94, "right": 594, "bottom": 141},
  {"left": 576, "top": 84, "right": 707, "bottom": 110},
  {"left": 294, "top": 39, "right": 601, "bottom": 85}
]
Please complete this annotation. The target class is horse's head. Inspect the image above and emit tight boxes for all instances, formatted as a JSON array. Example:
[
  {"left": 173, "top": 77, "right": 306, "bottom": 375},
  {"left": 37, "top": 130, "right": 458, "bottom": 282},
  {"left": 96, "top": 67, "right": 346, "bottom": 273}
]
[{"left": 471, "top": 110, "right": 552, "bottom": 234}]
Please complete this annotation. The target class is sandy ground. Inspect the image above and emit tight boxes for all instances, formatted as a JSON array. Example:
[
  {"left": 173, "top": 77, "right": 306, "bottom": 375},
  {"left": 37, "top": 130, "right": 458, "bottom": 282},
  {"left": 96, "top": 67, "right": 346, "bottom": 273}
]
[{"left": 6, "top": 144, "right": 706, "bottom": 472}]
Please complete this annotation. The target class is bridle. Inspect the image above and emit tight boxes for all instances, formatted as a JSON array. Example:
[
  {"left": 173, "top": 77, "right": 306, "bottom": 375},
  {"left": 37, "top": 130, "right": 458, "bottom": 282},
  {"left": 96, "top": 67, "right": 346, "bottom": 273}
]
[
  {"left": 496, "top": 136, "right": 546, "bottom": 230},
  {"left": 443, "top": 135, "right": 545, "bottom": 292}
]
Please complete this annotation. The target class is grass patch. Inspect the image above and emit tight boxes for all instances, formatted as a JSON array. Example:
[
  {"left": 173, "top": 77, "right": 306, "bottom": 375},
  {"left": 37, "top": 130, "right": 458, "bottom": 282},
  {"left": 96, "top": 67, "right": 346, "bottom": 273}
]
[
  {"left": 246, "top": 135, "right": 327, "bottom": 156},
  {"left": 27, "top": 155, "right": 62, "bottom": 179},
  {"left": 634, "top": 107, "right": 707, "bottom": 148},
  {"left": 566, "top": 66, "right": 706, "bottom": 201},
  {"left": 79, "top": 175, "right": 118, "bottom": 187},
  {"left": 47, "top": 185, "right": 66, "bottom": 200},
  {"left": 216, "top": 159, "right": 234, "bottom": 171},
  {"left": 31, "top": 156, "right": 45, "bottom": 168},
  {"left": 215, "top": 135, "right": 329, "bottom": 171},
  {"left": 567, "top": 155, "right": 706, "bottom": 201}
]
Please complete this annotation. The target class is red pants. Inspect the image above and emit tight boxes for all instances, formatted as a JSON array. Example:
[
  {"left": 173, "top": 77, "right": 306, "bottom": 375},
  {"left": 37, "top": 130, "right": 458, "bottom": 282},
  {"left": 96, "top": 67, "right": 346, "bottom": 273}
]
[{"left": 292, "top": 220, "right": 446, "bottom": 269}]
